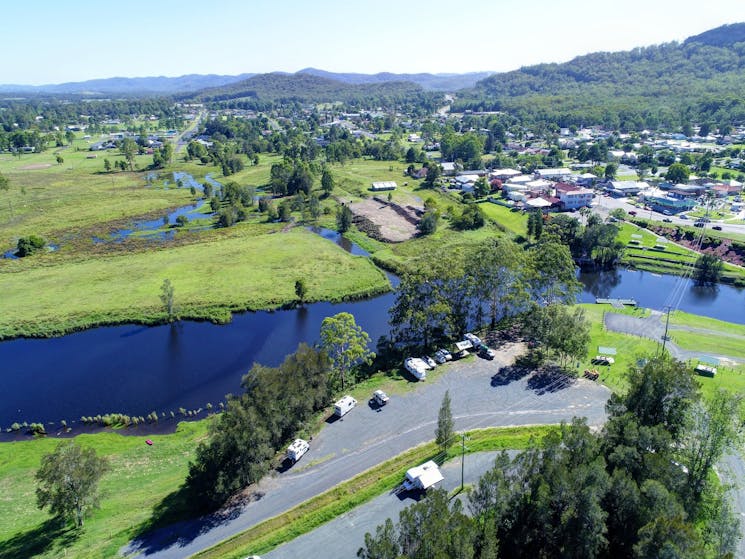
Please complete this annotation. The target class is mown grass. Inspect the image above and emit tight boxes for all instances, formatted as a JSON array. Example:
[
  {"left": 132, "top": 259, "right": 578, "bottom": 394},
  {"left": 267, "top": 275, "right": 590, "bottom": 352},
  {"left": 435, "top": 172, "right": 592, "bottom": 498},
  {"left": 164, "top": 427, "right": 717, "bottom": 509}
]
[
  {"left": 669, "top": 331, "right": 745, "bottom": 361},
  {"left": 478, "top": 202, "right": 528, "bottom": 236},
  {"left": 0, "top": 419, "right": 212, "bottom": 559},
  {"left": 669, "top": 310, "right": 745, "bottom": 336},
  {"left": 577, "top": 303, "right": 658, "bottom": 393},
  {"left": 192, "top": 425, "right": 556, "bottom": 559},
  {"left": 0, "top": 226, "right": 390, "bottom": 339}
]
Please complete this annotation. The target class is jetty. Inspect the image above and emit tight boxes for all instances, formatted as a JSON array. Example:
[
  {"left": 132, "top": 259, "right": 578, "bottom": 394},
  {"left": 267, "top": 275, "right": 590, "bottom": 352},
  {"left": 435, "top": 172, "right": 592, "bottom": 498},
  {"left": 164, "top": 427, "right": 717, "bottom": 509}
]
[{"left": 595, "top": 298, "right": 637, "bottom": 309}]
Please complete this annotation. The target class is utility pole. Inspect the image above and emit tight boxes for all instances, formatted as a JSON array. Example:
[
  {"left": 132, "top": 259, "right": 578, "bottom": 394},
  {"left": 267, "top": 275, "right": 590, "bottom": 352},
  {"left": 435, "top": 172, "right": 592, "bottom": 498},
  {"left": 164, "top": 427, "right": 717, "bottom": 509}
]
[
  {"left": 460, "top": 433, "right": 469, "bottom": 491},
  {"left": 661, "top": 306, "right": 672, "bottom": 354}
]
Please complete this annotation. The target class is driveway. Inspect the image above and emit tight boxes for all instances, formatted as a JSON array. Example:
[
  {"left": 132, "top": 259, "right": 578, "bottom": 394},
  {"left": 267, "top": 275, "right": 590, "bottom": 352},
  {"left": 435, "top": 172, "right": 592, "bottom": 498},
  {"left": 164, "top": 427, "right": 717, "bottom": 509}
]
[{"left": 122, "top": 344, "right": 611, "bottom": 558}]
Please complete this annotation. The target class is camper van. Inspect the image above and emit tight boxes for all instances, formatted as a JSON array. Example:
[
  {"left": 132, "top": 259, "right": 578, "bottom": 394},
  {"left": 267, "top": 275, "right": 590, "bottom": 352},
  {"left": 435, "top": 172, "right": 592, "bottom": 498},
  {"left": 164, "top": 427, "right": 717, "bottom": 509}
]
[
  {"left": 286, "top": 439, "right": 310, "bottom": 463},
  {"left": 402, "top": 460, "right": 444, "bottom": 491},
  {"left": 404, "top": 357, "right": 429, "bottom": 380},
  {"left": 334, "top": 395, "right": 357, "bottom": 417}
]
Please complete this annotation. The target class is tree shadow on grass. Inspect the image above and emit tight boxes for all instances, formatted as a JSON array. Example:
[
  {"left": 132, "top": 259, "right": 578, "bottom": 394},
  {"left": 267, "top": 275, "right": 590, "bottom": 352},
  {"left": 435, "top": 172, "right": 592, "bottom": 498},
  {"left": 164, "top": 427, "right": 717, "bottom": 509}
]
[
  {"left": 0, "top": 518, "right": 80, "bottom": 559},
  {"left": 124, "top": 484, "right": 246, "bottom": 557}
]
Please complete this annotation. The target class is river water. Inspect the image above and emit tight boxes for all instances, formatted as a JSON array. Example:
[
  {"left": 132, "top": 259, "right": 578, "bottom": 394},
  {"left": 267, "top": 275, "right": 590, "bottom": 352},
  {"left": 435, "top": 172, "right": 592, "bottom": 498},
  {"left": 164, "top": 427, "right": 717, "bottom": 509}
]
[{"left": 1, "top": 237, "right": 743, "bottom": 428}]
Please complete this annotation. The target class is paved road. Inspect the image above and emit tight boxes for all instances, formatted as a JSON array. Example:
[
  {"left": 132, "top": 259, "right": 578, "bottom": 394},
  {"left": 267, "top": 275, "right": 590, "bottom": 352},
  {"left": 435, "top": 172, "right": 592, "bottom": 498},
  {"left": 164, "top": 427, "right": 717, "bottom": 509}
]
[
  {"left": 122, "top": 343, "right": 611, "bottom": 558},
  {"left": 596, "top": 194, "right": 745, "bottom": 234},
  {"left": 265, "top": 450, "right": 513, "bottom": 559},
  {"left": 604, "top": 312, "right": 745, "bottom": 364}
]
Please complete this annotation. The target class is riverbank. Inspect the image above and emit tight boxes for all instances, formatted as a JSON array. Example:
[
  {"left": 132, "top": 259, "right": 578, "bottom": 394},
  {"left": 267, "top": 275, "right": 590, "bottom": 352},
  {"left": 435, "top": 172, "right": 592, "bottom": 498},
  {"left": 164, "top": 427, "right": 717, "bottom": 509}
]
[{"left": 0, "top": 226, "right": 390, "bottom": 340}]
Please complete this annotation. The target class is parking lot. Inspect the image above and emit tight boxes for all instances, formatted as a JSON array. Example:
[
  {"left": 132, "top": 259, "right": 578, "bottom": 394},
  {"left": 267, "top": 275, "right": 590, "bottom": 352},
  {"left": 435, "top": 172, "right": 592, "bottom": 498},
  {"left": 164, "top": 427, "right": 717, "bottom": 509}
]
[{"left": 125, "top": 344, "right": 611, "bottom": 559}]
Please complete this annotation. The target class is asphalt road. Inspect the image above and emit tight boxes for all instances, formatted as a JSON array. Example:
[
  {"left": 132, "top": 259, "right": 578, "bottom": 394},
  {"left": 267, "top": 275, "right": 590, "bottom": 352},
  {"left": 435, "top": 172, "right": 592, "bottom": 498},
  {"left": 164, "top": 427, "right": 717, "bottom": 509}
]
[
  {"left": 593, "top": 194, "right": 745, "bottom": 235},
  {"left": 265, "top": 450, "right": 513, "bottom": 559},
  {"left": 122, "top": 343, "right": 611, "bottom": 558}
]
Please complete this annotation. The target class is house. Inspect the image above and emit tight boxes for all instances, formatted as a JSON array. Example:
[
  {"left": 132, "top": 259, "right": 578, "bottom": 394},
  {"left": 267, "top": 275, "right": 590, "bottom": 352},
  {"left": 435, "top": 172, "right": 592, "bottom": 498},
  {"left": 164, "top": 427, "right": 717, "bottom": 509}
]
[
  {"left": 576, "top": 173, "right": 598, "bottom": 187},
  {"left": 606, "top": 181, "right": 647, "bottom": 197},
  {"left": 490, "top": 168, "right": 522, "bottom": 181},
  {"left": 441, "top": 162, "right": 456, "bottom": 176},
  {"left": 412, "top": 168, "right": 428, "bottom": 180},
  {"left": 555, "top": 183, "right": 594, "bottom": 210},
  {"left": 525, "top": 197, "right": 553, "bottom": 211},
  {"left": 370, "top": 181, "right": 397, "bottom": 192},
  {"left": 535, "top": 167, "right": 572, "bottom": 180}
]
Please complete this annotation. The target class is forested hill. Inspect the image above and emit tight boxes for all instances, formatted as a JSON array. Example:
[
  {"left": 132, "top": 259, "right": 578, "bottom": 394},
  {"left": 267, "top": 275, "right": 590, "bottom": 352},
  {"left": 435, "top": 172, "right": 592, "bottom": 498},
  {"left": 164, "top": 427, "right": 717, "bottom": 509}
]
[
  {"left": 187, "top": 72, "right": 428, "bottom": 105},
  {"left": 297, "top": 68, "right": 492, "bottom": 91},
  {"left": 457, "top": 23, "right": 745, "bottom": 129}
]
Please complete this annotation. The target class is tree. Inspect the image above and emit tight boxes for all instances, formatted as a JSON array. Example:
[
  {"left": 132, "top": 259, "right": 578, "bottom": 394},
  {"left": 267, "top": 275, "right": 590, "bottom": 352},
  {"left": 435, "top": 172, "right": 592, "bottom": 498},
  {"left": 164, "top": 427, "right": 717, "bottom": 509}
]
[
  {"left": 65, "top": 130, "right": 75, "bottom": 145},
  {"left": 524, "top": 304, "right": 591, "bottom": 367},
  {"left": 0, "top": 171, "right": 9, "bottom": 191},
  {"left": 319, "top": 312, "right": 374, "bottom": 391},
  {"left": 295, "top": 278, "right": 308, "bottom": 305},
  {"left": 336, "top": 204, "right": 353, "bottom": 233},
  {"left": 604, "top": 162, "right": 618, "bottom": 179},
  {"left": 103, "top": 158, "right": 112, "bottom": 173},
  {"left": 693, "top": 253, "right": 722, "bottom": 286},
  {"left": 424, "top": 164, "right": 441, "bottom": 187},
  {"left": 527, "top": 210, "right": 543, "bottom": 240},
  {"left": 55, "top": 154, "right": 64, "bottom": 166},
  {"left": 679, "top": 390, "right": 744, "bottom": 513},
  {"left": 35, "top": 441, "right": 109, "bottom": 527},
  {"left": 417, "top": 211, "right": 439, "bottom": 235},
  {"left": 16, "top": 235, "right": 45, "bottom": 257},
  {"left": 665, "top": 163, "right": 691, "bottom": 184},
  {"left": 160, "top": 278, "right": 175, "bottom": 319},
  {"left": 321, "top": 167, "right": 334, "bottom": 197},
  {"left": 120, "top": 137, "right": 138, "bottom": 171},
  {"left": 435, "top": 390, "right": 454, "bottom": 455},
  {"left": 474, "top": 176, "right": 490, "bottom": 198}
]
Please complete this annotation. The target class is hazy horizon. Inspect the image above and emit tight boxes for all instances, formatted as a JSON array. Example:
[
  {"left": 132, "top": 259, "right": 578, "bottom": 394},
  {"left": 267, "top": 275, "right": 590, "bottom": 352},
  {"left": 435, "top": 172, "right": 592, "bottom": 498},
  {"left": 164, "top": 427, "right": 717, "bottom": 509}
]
[{"left": 0, "top": 0, "right": 742, "bottom": 86}]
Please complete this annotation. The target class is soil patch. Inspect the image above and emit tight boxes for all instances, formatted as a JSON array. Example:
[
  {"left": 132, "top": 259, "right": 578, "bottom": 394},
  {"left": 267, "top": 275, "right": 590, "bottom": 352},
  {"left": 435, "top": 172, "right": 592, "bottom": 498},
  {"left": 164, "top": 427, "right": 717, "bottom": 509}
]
[
  {"left": 19, "top": 163, "right": 53, "bottom": 170},
  {"left": 348, "top": 197, "right": 421, "bottom": 242}
]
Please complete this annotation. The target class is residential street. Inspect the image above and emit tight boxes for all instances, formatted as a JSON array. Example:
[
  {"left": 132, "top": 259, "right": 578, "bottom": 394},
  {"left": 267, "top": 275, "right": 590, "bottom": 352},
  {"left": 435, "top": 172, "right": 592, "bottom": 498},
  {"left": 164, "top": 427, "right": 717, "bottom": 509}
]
[{"left": 122, "top": 343, "right": 611, "bottom": 558}]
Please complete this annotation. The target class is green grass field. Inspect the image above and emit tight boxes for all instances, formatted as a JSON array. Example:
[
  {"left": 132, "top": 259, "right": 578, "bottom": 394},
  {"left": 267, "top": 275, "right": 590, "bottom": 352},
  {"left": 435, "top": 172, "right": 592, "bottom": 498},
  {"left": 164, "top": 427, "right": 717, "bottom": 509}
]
[
  {"left": 577, "top": 304, "right": 659, "bottom": 393},
  {"left": 0, "top": 420, "right": 211, "bottom": 559},
  {"left": 478, "top": 202, "right": 528, "bottom": 236},
  {"left": 0, "top": 226, "right": 390, "bottom": 338}
]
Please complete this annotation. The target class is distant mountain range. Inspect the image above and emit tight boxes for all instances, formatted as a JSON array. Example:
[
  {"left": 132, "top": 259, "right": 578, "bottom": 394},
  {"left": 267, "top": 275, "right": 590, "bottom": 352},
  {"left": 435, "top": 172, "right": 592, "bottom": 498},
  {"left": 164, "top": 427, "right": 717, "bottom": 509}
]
[
  {"left": 0, "top": 69, "right": 491, "bottom": 97},
  {"left": 187, "top": 73, "right": 425, "bottom": 104}
]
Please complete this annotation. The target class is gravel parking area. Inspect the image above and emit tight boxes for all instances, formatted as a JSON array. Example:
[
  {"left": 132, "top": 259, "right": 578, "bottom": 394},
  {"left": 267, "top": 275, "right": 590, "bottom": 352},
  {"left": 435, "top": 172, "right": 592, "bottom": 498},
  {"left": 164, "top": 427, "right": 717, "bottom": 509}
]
[{"left": 124, "top": 344, "right": 611, "bottom": 558}]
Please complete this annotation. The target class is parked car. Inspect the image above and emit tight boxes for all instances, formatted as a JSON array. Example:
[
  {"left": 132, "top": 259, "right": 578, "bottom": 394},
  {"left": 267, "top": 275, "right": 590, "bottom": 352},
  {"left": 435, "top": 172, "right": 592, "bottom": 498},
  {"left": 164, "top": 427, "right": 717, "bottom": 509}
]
[
  {"left": 372, "top": 390, "right": 390, "bottom": 406},
  {"left": 628, "top": 210, "right": 637, "bottom": 216},
  {"left": 479, "top": 346, "right": 496, "bottom": 360},
  {"left": 712, "top": 225, "right": 723, "bottom": 230},
  {"left": 422, "top": 355, "right": 437, "bottom": 369},
  {"left": 434, "top": 349, "right": 452, "bottom": 364},
  {"left": 694, "top": 222, "right": 705, "bottom": 228},
  {"left": 679, "top": 214, "right": 688, "bottom": 219},
  {"left": 662, "top": 218, "right": 672, "bottom": 222},
  {"left": 464, "top": 332, "right": 482, "bottom": 346}
]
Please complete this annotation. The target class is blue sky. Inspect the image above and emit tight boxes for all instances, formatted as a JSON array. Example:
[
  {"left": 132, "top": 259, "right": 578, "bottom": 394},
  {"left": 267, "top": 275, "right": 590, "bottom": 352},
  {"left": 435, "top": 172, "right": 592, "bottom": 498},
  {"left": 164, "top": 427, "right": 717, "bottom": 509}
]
[{"left": 2, "top": 0, "right": 743, "bottom": 84}]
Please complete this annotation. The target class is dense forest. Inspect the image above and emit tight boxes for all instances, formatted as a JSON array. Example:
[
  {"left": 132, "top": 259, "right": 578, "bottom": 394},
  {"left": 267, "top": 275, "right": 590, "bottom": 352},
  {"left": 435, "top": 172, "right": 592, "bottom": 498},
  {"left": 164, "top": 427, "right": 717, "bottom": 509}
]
[{"left": 455, "top": 23, "right": 745, "bottom": 130}]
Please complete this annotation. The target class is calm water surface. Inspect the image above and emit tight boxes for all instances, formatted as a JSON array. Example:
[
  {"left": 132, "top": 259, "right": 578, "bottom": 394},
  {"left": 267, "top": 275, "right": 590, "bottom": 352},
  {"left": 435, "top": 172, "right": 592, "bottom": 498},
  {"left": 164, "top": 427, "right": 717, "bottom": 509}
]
[{"left": 1, "top": 262, "right": 742, "bottom": 427}]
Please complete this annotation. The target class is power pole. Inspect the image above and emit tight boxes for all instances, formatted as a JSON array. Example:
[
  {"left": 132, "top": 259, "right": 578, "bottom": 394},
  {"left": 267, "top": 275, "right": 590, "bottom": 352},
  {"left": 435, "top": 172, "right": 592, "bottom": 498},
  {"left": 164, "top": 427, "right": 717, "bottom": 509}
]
[
  {"left": 661, "top": 306, "right": 672, "bottom": 354},
  {"left": 460, "top": 433, "right": 469, "bottom": 491}
]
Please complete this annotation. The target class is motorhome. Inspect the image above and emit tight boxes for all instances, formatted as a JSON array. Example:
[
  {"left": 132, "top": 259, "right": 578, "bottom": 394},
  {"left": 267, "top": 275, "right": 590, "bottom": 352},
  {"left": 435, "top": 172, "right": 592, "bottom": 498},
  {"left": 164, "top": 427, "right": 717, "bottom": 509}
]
[
  {"left": 334, "top": 395, "right": 357, "bottom": 417},
  {"left": 404, "top": 357, "right": 429, "bottom": 380},
  {"left": 402, "top": 460, "right": 444, "bottom": 491},
  {"left": 286, "top": 439, "right": 310, "bottom": 463}
]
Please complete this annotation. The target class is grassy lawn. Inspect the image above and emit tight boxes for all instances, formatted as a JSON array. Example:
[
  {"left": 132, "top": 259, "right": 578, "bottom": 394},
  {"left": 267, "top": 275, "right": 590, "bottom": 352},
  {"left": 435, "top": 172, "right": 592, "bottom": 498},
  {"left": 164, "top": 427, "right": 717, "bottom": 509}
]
[
  {"left": 669, "top": 310, "right": 745, "bottom": 336},
  {"left": 478, "top": 201, "right": 528, "bottom": 236},
  {"left": 371, "top": 223, "right": 500, "bottom": 273},
  {"left": 0, "top": 226, "right": 390, "bottom": 339},
  {"left": 0, "top": 420, "right": 211, "bottom": 559},
  {"left": 577, "top": 303, "right": 658, "bottom": 393},
  {"left": 192, "top": 425, "right": 555, "bottom": 559},
  {"left": 669, "top": 331, "right": 745, "bottom": 361}
]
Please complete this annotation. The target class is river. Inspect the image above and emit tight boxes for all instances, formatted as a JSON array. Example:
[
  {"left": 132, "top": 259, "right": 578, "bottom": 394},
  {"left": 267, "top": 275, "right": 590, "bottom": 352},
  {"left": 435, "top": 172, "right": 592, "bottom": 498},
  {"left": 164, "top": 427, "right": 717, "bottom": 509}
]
[{"left": 1, "top": 245, "right": 743, "bottom": 428}]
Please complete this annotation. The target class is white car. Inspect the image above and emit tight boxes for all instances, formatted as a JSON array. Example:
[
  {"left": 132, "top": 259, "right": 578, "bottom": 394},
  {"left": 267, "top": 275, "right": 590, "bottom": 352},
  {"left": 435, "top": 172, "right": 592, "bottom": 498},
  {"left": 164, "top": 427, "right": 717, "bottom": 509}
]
[
  {"left": 434, "top": 349, "right": 452, "bottom": 364},
  {"left": 464, "top": 332, "right": 482, "bottom": 346},
  {"left": 422, "top": 355, "right": 437, "bottom": 369},
  {"left": 372, "top": 390, "right": 390, "bottom": 406}
]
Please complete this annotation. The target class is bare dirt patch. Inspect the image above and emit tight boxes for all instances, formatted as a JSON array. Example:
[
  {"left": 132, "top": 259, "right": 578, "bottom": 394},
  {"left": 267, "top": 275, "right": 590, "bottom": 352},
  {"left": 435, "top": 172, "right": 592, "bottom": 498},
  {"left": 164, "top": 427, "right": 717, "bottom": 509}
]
[
  {"left": 19, "top": 163, "right": 52, "bottom": 170},
  {"left": 348, "top": 197, "right": 421, "bottom": 242}
]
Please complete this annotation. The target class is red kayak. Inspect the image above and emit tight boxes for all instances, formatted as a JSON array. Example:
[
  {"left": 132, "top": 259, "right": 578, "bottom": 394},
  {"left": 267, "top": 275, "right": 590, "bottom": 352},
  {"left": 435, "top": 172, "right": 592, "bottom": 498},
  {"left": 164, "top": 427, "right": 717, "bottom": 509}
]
[{"left": 146, "top": 439, "right": 153, "bottom": 446}]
